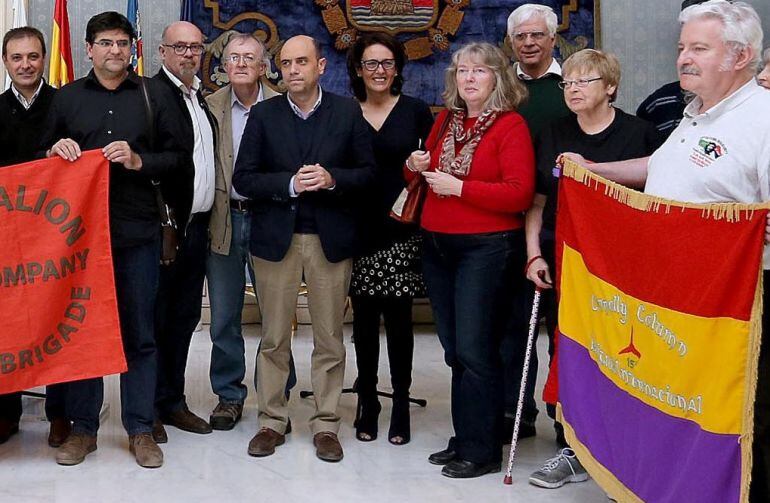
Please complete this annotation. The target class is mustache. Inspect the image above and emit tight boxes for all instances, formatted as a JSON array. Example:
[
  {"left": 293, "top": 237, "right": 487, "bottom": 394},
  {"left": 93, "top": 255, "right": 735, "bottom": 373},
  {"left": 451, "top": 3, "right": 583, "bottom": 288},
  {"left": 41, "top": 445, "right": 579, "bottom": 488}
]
[{"left": 679, "top": 65, "right": 700, "bottom": 76}]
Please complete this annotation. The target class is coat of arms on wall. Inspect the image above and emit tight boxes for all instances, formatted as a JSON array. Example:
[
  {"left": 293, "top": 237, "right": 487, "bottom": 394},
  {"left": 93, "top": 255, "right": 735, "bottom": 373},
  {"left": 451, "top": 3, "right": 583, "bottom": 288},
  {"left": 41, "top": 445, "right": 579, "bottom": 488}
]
[{"left": 316, "top": 0, "right": 470, "bottom": 59}]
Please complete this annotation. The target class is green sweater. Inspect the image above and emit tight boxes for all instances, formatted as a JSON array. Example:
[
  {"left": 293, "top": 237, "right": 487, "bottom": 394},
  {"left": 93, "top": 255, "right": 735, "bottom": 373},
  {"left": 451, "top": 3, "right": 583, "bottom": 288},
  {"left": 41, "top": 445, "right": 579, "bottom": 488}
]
[{"left": 517, "top": 74, "right": 570, "bottom": 139}]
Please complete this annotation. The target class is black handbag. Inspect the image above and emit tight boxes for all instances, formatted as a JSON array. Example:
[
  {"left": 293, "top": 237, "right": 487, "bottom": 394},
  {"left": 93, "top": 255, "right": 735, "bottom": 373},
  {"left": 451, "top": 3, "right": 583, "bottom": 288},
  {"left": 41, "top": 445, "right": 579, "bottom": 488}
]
[{"left": 139, "top": 78, "right": 178, "bottom": 265}]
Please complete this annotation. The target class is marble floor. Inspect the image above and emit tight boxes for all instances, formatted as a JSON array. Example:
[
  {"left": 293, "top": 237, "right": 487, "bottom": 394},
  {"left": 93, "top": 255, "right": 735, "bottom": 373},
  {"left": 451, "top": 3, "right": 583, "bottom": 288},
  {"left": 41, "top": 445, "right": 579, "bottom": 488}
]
[{"left": 0, "top": 324, "right": 607, "bottom": 503}]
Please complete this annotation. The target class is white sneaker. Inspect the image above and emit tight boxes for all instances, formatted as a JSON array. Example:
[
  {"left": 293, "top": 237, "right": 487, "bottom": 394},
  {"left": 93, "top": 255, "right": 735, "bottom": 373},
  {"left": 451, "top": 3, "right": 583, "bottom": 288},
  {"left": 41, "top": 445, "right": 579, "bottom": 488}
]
[{"left": 528, "top": 448, "right": 590, "bottom": 489}]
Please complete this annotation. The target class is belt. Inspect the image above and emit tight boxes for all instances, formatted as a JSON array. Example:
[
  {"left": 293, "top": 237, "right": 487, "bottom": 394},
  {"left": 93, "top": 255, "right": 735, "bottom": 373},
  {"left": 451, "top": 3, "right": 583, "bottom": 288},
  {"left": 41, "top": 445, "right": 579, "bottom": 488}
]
[{"left": 230, "top": 199, "right": 250, "bottom": 211}]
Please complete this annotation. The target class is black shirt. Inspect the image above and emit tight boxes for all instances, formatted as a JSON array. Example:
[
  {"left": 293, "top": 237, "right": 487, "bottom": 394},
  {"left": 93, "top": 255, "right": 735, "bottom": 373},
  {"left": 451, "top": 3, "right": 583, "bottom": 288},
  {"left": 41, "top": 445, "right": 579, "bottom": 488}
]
[
  {"left": 40, "top": 70, "right": 189, "bottom": 248},
  {"left": 0, "top": 83, "right": 56, "bottom": 166},
  {"left": 536, "top": 109, "right": 661, "bottom": 234},
  {"left": 636, "top": 81, "right": 687, "bottom": 140},
  {"left": 359, "top": 94, "right": 433, "bottom": 254}
]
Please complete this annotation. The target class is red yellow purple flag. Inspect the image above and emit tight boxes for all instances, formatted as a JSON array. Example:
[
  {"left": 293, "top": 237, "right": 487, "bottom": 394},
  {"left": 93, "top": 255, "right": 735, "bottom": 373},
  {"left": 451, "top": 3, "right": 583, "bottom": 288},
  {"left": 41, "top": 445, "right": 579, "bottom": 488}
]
[
  {"left": 555, "top": 158, "right": 766, "bottom": 503},
  {"left": 49, "top": 0, "right": 74, "bottom": 88},
  {"left": 0, "top": 151, "right": 126, "bottom": 394}
]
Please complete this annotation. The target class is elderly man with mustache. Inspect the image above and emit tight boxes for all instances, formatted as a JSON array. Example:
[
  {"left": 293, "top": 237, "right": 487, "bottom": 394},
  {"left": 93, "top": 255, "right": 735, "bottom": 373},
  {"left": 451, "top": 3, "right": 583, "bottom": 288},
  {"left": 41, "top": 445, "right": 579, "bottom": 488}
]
[{"left": 567, "top": 2, "right": 770, "bottom": 502}]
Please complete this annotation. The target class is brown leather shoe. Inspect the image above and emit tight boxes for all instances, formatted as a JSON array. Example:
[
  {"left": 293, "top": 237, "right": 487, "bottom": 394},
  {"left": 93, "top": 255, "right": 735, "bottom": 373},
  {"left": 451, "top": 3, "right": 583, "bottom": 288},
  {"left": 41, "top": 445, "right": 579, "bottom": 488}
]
[
  {"left": 0, "top": 419, "right": 19, "bottom": 444},
  {"left": 247, "top": 427, "right": 285, "bottom": 457},
  {"left": 55, "top": 432, "right": 97, "bottom": 465},
  {"left": 48, "top": 418, "right": 72, "bottom": 448},
  {"left": 313, "top": 432, "right": 343, "bottom": 462},
  {"left": 152, "top": 419, "right": 168, "bottom": 444},
  {"left": 129, "top": 432, "right": 164, "bottom": 468},
  {"left": 162, "top": 407, "right": 212, "bottom": 434}
]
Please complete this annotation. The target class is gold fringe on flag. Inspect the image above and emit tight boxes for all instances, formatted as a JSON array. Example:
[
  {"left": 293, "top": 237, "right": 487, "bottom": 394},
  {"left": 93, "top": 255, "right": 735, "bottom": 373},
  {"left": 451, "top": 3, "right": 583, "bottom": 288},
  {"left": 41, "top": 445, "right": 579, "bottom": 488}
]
[
  {"left": 559, "top": 156, "right": 770, "bottom": 222},
  {"left": 558, "top": 154, "right": 767, "bottom": 503}
]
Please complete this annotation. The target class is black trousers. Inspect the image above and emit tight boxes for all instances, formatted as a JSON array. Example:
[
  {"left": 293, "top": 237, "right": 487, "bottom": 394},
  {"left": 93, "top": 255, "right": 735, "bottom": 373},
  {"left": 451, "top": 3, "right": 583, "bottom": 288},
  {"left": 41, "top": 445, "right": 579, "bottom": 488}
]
[
  {"left": 750, "top": 270, "right": 770, "bottom": 502},
  {"left": 0, "top": 384, "right": 68, "bottom": 423},
  {"left": 155, "top": 212, "right": 209, "bottom": 416},
  {"left": 351, "top": 295, "right": 414, "bottom": 401}
]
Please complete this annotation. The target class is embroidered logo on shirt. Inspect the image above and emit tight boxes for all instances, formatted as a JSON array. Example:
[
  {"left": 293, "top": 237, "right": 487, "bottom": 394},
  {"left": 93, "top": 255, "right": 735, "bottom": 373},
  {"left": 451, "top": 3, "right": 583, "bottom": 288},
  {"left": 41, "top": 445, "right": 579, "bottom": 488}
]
[{"left": 690, "top": 137, "right": 727, "bottom": 168}]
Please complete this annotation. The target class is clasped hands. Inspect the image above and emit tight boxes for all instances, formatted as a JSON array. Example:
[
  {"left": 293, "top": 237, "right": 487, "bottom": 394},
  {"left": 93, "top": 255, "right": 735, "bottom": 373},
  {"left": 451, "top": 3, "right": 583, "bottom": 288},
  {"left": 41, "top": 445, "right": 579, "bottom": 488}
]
[
  {"left": 293, "top": 164, "right": 334, "bottom": 194},
  {"left": 407, "top": 149, "right": 462, "bottom": 197},
  {"left": 48, "top": 138, "right": 142, "bottom": 170}
]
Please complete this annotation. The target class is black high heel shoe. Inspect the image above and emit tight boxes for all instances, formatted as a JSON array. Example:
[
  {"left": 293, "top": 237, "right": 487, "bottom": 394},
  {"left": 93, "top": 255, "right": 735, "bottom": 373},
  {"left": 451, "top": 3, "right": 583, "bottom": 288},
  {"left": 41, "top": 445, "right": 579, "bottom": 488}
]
[
  {"left": 354, "top": 397, "right": 381, "bottom": 442},
  {"left": 388, "top": 397, "right": 410, "bottom": 445}
]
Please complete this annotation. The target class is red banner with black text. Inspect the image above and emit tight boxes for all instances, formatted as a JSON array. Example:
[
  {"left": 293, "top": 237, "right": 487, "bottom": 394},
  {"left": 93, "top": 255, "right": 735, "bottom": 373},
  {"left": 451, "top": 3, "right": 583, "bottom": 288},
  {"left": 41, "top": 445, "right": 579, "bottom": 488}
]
[{"left": 0, "top": 150, "right": 126, "bottom": 394}]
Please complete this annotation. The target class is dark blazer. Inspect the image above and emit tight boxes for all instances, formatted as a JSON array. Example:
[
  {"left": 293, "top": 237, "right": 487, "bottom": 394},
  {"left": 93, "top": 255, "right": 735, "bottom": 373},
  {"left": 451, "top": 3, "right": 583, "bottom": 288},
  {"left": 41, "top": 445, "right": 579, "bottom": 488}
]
[
  {"left": 153, "top": 68, "right": 218, "bottom": 235},
  {"left": 0, "top": 83, "right": 56, "bottom": 166},
  {"left": 232, "top": 91, "right": 376, "bottom": 263}
]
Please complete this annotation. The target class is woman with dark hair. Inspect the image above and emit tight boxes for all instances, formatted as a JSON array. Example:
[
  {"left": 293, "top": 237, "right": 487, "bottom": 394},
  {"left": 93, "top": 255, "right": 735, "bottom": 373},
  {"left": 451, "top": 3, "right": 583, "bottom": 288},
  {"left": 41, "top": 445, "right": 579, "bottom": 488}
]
[
  {"left": 345, "top": 33, "right": 433, "bottom": 445},
  {"left": 406, "top": 42, "right": 534, "bottom": 478}
]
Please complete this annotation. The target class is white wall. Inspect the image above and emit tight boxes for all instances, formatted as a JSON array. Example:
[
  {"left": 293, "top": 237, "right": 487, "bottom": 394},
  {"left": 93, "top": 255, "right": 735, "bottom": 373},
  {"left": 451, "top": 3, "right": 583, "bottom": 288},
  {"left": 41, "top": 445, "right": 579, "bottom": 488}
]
[{"left": 602, "top": 0, "right": 770, "bottom": 113}]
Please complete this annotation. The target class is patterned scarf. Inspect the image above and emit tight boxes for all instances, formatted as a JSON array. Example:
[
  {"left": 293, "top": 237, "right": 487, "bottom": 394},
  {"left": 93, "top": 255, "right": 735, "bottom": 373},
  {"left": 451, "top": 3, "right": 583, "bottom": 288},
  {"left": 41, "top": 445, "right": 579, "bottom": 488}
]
[{"left": 438, "top": 109, "right": 499, "bottom": 177}]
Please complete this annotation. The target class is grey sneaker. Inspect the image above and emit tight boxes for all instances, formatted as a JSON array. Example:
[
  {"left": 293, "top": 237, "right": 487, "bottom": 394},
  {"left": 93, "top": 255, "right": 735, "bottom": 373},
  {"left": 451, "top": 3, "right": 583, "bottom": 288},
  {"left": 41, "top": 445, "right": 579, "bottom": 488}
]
[
  {"left": 528, "top": 448, "right": 589, "bottom": 489},
  {"left": 210, "top": 402, "right": 243, "bottom": 431}
]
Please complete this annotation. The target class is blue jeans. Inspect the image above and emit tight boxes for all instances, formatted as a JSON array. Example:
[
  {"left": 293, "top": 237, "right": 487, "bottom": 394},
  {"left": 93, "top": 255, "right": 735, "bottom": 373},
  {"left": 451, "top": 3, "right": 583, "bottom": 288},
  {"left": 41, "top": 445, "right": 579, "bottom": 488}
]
[
  {"left": 207, "top": 208, "right": 295, "bottom": 404},
  {"left": 422, "top": 229, "right": 524, "bottom": 464},
  {"left": 155, "top": 213, "right": 209, "bottom": 415},
  {"left": 66, "top": 237, "right": 160, "bottom": 436}
]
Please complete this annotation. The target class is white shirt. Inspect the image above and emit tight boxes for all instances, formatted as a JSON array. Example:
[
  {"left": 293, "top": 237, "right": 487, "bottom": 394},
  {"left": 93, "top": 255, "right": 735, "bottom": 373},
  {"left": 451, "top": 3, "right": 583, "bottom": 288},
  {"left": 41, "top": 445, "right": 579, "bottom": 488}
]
[
  {"left": 11, "top": 80, "right": 44, "bottom": 109},
  {"left": 515, "top": 59, "right": 562, "bottom": 81},
  {"left": 645, "top": 79, "right": 770, "bottom": 267},
  {"left": 230, "top": 85, "right": 264, "bottom": 201},
  {"left": 162, "top": 66, "right": 215, "bottom": 214}
]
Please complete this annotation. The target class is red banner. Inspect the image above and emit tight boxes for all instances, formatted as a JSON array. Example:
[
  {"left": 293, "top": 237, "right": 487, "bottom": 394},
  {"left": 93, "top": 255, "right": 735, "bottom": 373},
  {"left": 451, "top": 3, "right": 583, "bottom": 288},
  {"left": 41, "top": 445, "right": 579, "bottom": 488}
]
[{"left": 0, "top": 150, "right": 126, "bottom": 394}]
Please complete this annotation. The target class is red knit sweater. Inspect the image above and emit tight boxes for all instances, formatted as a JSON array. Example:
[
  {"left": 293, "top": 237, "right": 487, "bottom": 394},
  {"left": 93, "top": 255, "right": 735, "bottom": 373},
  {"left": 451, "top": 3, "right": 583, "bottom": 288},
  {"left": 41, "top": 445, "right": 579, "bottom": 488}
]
[{"left": 407, "top": 110, "right": 535, "bottom": 234}]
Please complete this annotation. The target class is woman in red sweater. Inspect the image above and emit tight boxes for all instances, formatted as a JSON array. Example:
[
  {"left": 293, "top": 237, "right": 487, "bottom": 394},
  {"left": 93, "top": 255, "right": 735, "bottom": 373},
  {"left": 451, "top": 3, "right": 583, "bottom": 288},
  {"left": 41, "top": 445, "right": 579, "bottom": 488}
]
[{"left": 406, "top": 42, "right": 535, "bottom": 479}]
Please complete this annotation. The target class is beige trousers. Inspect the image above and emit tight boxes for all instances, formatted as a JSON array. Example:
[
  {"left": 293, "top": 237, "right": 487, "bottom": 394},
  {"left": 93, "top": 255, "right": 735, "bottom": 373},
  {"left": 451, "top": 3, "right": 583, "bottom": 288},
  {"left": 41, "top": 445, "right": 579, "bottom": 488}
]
[{"left": 252, "top": 234, "right": 352, "bottom": 435}]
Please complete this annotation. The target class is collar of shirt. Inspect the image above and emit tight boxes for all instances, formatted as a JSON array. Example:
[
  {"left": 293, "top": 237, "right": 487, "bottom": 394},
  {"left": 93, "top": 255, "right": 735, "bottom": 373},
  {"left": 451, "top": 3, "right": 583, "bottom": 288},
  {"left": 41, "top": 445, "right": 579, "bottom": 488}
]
[
  {"left": 162, "top": 65, "right": 201, "bottom": 97},
  {"left": 230, "top": 83, "right": 264, "bottom": 112},
  {"left": 11, "top": 79, "right": 44, "bottom": 109},
  {"left": 84, "top": 68, "right": 139, "bottom": 91},
  {"left": 515, "top": 59, "right": 562, "bottom": 80},
  {"left": 287, "top": 85, "right": 323, "bottom": 120},
  {"left": 683, "top": 78, "right": 759, "bottom": 120}
]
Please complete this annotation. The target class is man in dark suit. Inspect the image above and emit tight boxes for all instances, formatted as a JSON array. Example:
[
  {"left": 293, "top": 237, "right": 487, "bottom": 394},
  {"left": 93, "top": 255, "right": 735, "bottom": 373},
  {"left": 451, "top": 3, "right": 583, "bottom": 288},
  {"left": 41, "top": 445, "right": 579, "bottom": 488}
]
[
  {"left": 0, "top": 26, "right": 70, "bottom": 448},
  {"left": 233, "top": 35, "right": 376, "bottom": 462},
  {"left": 152, "top": 20, "right": 217, "bottom": 441}
]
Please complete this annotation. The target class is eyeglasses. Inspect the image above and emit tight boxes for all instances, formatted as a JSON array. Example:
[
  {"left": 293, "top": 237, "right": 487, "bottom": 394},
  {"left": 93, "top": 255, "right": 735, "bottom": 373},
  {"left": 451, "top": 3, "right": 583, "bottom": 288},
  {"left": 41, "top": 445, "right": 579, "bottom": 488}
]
[
  {"left": 361, "top": 59, "right": 396, "bottom": 71},
  {"left": 558, "top": 77, "right": 603, "bottom": 90},
  {"left": 225, "top": 54, "right": 259, "bottom": 65},
  {"left": 94, "top": 39, "right": 131, "bottom": 49},
  {"left": 512, "top": 31, "right": 548, "bottom": 42},
  {"left": 163, "top": 43, "right": 205, "bottom": 56}
]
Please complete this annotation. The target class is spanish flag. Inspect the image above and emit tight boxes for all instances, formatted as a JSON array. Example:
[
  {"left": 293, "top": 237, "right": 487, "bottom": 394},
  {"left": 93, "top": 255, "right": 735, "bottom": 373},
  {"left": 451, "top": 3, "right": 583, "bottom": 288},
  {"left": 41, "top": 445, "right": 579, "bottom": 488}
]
[
  {"left": 48, "top": 0, "right": 73, "bottom": 88},
  {"left": 554, "top": 158, "right": 767, "bottom": 502},
  {"left": 127, "top": 0, "right": 144, "bottom": 76}
]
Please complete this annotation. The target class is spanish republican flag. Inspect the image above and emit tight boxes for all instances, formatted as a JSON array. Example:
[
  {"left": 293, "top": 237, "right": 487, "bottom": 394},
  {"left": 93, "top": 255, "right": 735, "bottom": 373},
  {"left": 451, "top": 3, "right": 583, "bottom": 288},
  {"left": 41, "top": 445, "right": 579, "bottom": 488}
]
[
  {"left": 554, "top": 159, "right": 766, "bottom": 503},
  {"left": 49, "top": 0, "right": 74, "bottom": 88}
]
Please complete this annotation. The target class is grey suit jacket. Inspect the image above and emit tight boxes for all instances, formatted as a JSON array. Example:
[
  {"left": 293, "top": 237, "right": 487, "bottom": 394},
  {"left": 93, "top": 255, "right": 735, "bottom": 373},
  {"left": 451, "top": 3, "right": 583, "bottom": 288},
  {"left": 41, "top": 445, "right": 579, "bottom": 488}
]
[{"left": 206, "top": 80, "right": 280, "bottom": 254}]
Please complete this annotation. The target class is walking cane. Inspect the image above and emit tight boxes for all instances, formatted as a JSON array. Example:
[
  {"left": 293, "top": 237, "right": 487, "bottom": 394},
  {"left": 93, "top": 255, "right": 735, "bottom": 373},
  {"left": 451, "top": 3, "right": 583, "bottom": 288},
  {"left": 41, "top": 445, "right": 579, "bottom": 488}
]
[{"left": 503, "top": 285, "right": 543, "bottom": 485}]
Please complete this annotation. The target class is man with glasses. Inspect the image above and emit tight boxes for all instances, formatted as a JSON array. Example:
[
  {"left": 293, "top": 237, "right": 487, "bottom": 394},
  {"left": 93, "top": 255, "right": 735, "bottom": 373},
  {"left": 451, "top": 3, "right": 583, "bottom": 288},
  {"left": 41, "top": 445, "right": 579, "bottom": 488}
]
[
  {"left": 204, "top": 33, "right": 289, "bottom": 431},
  {"left": 501, "top": 2, "right": 571, "bottom": 450},
  {"left": 152, "top": 20, "right": 218, "bottom": 442},
  {"left": 507, "top": 3, "right": 570, "bottom": 138},
  {"left": 41, "top": 11, "right": 188, "bottom": 468},
  {"left": 233, "top": 35, "right": 376, "bottom": 462}
]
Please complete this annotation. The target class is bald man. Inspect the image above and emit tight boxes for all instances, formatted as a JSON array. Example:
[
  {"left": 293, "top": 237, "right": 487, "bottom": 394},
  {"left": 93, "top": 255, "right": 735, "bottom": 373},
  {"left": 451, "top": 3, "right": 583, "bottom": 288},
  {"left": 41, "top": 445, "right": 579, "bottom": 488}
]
[
  {"left": 152, "top": 20, "right": 218, "bottom": 441},
  {"left": 233, "top": 35, "right": 376, "bottom": 462}
]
